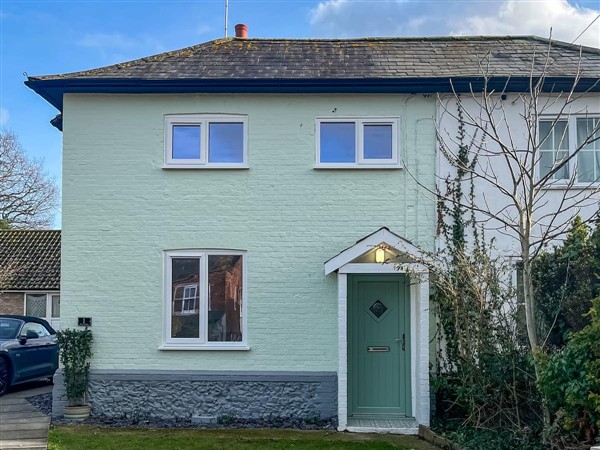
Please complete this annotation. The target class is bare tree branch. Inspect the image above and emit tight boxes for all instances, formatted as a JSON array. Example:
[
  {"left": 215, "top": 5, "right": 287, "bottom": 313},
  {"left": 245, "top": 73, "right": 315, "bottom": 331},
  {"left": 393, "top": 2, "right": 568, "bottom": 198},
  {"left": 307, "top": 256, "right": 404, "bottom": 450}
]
[{"left": 0, "top": 130, "right": 59, "bottom": 229}]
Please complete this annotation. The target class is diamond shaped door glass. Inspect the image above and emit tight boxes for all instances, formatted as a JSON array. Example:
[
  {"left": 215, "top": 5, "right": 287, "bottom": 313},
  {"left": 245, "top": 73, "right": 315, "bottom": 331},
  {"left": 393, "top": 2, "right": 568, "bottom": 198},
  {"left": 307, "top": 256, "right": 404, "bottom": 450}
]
[{"left": 369, "top": 300, "right": 387, "bottom": 319}]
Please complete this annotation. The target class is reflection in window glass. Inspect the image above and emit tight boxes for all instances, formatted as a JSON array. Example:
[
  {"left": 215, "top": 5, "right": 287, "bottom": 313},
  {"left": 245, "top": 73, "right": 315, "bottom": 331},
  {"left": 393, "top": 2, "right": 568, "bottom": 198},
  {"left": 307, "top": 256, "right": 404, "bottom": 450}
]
[
  {"left": 539, "top": 120, "right": 569, "bottom": 180},
  {"left": 364, "top": 124, "right": 393, "bottom": 159},
  {"left": 172, "top": 125, "right": 201, "bottom": 160},
  {"left": 577, "top": 118, "right": 600, "bottom": 183},
  {"left": 208, "top": 255, "right": 243, "bottom": 342},
  {"left": 25, "top": 294, "right": 47, "bottom": 317},
  {"left": 21, "top": 322, "right": 50, "bottom": 337},
  {"left": 171, "top": 258, "right": 200, "bottom": 338},
  {"left": 51, "top": 295, "right": 60, "bottom": 318},
  {"left": 320, "top": 123, "right": 356, "bottom": 163},
  {"left": 209, "top": 123, "right": 244, "bottom": 163}
]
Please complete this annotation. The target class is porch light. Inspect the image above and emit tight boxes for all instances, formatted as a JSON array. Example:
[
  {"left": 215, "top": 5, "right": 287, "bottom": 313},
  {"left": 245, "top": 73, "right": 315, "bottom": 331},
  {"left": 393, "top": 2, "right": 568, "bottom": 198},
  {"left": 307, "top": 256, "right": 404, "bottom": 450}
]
[{"left": 375, "top": 247, "right": 385, "bottom": 263}]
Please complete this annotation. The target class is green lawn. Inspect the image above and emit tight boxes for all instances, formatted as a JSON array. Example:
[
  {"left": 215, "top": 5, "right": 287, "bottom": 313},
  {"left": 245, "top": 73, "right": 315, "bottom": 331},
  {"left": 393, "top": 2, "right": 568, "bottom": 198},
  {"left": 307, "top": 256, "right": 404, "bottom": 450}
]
[{"left": 49, "top": 425, "right": 439, "bottom": 450}]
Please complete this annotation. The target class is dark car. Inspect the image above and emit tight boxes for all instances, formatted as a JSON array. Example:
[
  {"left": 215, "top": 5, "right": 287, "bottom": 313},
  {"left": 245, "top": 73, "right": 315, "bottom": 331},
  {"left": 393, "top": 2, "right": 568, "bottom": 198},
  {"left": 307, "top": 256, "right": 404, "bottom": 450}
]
[{"left": 0, "top": 315, "right": 59, "bottom": 395}]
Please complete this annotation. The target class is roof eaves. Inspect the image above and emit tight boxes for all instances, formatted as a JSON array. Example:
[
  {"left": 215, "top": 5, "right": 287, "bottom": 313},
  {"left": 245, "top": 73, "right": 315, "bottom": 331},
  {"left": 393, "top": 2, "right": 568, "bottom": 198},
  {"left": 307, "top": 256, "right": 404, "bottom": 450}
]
[{"left": 26, "top": 75, "right": 600, "bottom": 114}]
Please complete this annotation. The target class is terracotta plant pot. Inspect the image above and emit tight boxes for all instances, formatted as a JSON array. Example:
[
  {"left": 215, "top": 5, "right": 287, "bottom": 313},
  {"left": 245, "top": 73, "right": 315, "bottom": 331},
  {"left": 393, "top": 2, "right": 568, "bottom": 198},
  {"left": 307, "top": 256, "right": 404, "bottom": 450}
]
[{"left": 63, "top": 405, "right": 91, "bottom": 421}]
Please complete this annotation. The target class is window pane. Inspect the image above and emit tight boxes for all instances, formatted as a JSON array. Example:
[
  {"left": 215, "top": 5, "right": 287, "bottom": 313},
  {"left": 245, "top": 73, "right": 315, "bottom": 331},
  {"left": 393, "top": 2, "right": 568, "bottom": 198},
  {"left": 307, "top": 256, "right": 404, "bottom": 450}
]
[
  {"left": 577, "top": 118, "right": 599, "bottom": 150},
  {"left": 554, "top": 121, "right": 569, "bottom": 150},
  {"left": 540, "top": 151, "right": 553, "bottom": 179},
  {"left": 51, "top": 295, "right": 60, "bottom": 318},
  {"left": 171, "top": 258, "right": 200, "bottom": 338},
  {"left": 539, "top": 121, "right": 553, "bottom": 150},
  {"left": 577, "top": 151, "right": 595, "bottom": 182},
  {"left": 555, "top": 151, "right": 570, "bottom": 180},
  {"left": 209, "top": 123, "right": 244, "bottom": 163},
  {"left": 364, "top": 124, "right": 393, "bottom": 159},
  {"left": 25, "top": 294, "right": 46, "bottom": 317},
  {"left": 208, "top": 255, "right": 243, "bottom": 342},
  {"left": 172, "top": 125, "right": 201, "bottom": 160},
  {"left": 21, "top": 322, "right": 50, "bottom": 337},
  {"left": 320, "top": 123, "right": 356, "bottom": 163}
]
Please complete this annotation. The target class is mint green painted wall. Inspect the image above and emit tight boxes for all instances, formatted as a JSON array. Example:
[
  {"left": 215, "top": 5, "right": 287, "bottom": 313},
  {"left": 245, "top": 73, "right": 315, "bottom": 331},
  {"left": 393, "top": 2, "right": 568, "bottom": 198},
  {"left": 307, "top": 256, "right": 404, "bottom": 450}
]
[{"left": 61, "top": 93, "right": 436, "bottom": 371}]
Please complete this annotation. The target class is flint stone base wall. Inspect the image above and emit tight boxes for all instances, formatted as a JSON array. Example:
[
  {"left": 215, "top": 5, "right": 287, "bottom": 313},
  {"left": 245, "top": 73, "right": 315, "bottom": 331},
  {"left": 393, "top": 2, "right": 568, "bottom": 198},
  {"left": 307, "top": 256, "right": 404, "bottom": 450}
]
[{"left": 52, "top": 370, "right": 337, "bottom": 422}]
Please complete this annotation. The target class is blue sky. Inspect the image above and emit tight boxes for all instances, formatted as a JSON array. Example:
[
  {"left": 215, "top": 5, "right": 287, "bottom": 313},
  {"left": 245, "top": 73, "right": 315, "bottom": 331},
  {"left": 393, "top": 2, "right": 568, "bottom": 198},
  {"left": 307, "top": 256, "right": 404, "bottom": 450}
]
[{"left": 1, "top": 0, "right": 599, "bottom": 228}]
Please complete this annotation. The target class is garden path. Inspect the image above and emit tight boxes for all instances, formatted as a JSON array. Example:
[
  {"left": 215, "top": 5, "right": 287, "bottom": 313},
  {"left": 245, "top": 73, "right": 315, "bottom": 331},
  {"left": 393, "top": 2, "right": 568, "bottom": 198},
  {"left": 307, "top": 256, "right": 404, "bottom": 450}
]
[{"left": 0, "top": 383, "right": 51, "bottom": 450}]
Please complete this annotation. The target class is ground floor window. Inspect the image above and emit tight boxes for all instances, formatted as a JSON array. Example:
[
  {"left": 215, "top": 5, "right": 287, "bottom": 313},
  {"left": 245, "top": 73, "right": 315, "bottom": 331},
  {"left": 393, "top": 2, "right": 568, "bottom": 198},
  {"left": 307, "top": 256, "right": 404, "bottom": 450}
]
[
  {"left": 163, "top": 250, "right": 246, "bottom": 349},
  {"left": 24, "top": 293, "right": 60, "bottom": 329}
]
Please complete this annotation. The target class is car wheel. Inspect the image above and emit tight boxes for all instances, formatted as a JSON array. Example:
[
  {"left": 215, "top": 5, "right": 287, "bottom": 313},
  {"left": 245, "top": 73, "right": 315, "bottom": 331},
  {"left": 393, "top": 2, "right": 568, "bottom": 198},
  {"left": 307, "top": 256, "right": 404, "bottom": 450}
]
[{"left": 0, "top": 358, "right": 9, "bottom": 396}]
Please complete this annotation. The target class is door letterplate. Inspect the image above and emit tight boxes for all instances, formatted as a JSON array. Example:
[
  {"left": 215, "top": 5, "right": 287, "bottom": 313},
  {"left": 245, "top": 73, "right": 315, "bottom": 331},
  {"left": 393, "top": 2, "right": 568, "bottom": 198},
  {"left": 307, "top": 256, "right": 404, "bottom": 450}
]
[{"left": 367, "top": 346, "right": 390, "bottom": 352}]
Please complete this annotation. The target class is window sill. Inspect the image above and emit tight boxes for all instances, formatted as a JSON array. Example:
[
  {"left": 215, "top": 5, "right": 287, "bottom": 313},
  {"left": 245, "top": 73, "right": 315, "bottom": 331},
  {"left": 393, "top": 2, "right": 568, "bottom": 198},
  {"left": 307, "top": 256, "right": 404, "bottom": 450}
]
[
  {"left": 158, "top": 344, "right": 251, "bottom": 351},
  {"left": 541, "top": 183, "right": 600, "bottom": 190},
  {"left": 162, "top": 164, "right": 249, "bottom": 170},
  {"left": 313, "top": 164, "right": 403, "bottom": 170}
]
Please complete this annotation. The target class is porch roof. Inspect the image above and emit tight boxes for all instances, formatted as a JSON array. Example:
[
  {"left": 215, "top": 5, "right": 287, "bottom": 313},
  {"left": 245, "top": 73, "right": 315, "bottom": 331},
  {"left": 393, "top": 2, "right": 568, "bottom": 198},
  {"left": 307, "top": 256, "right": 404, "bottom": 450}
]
[{"left": 324, "top": 227, "right": 426, "bottom": 275}]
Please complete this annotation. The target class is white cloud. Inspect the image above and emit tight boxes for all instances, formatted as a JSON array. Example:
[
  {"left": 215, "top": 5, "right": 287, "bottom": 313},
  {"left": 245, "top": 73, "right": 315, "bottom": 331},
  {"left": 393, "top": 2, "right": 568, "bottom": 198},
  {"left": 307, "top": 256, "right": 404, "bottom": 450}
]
[
  {"left": 196, "top": 24, "right": 213, "bottom": 35},
  {"left": 0, "top": 108, "right": 9, "bottom": 126},
  {"left": 78, "top": 32, "right": 138, "bottom": 52},
  {"left": 309, "top": 0, "right": 600, "bottom": 47},
  {"left": 77, "top": 32, "right": 168, "bottom": 63},
  {"left": 454, "top": 0, "right": 600, "bottom": 47}
]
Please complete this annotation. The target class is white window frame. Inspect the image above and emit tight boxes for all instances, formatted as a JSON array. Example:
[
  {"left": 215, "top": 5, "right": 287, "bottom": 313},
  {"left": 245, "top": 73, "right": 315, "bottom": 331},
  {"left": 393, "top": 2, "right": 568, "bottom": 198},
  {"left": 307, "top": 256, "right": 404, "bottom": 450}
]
[
  {"left": 23, "top": 292, "right": 60, "bottom": 320},
  {"left": 538, "top": 115, "right": 600, "bottom": 187},
  {"left": 161, "top": 249, "right": 249, "bottom": 351},
  {"left": 315, "top": 117, "right": 401, "bottom": 169},
  {"left": 164, "top": 114, "right": 249, "bottom": 169}
]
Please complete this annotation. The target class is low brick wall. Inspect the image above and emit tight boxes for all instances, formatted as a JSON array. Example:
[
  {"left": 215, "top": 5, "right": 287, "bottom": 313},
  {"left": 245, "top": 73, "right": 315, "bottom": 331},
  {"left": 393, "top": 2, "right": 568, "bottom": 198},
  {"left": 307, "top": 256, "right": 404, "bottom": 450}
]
[{"left": 52, "top": 369, "right": 337, "bottom": 423}]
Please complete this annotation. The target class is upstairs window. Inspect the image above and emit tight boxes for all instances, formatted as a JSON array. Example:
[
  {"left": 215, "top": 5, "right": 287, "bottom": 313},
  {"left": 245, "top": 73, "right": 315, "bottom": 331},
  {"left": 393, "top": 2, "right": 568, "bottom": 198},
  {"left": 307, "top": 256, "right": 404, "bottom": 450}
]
[
  {"left": 539, "top": 117, "right": 600, "bottom": 184},
  {"left": 164, "top": 115, "right": 248, "bottom": 168},
  {"left": 316, "top": 117, "right": 400, "bottom": 168}
]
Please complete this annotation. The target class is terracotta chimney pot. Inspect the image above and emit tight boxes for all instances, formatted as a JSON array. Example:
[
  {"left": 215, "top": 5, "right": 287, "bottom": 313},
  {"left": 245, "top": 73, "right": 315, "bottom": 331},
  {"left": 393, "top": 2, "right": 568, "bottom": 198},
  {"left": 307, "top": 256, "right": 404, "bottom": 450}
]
[{"left": 235, "top": 24, "right": 248, "bottom": 39}]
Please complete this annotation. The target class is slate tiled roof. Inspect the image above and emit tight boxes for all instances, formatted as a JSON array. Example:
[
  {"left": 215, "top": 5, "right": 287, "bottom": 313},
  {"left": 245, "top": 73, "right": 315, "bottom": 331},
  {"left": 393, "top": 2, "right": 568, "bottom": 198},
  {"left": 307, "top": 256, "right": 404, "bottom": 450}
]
[
  {"left": 0, "top": 230, "right": 61, "bottom": 290},
  {"left": 29, "top": 36, "right": 600, "bottom": 81}
]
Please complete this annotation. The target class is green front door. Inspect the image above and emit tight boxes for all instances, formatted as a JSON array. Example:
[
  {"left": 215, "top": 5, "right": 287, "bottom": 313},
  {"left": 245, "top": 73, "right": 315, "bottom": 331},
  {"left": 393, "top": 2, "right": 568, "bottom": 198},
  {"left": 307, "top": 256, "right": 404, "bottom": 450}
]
[{"left": 348, "top": 274, "right": 411, "bottom": 416}]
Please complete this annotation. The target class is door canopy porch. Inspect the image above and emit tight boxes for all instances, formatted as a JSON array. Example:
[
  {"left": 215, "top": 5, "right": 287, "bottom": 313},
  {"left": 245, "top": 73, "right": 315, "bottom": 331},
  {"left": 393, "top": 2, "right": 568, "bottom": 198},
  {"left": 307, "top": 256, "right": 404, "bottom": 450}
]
[
  {"left": 324, "top": 227, "right": 426, "bottom": 275},
  {"left": 324, "top": 227, "right": 431, "bottom": 433}
]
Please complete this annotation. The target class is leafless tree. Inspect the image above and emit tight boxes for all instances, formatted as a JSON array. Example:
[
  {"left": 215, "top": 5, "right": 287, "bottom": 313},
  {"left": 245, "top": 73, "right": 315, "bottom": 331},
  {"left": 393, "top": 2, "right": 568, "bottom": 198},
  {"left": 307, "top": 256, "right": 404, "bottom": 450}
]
[
  {"left": 433, "top": 38, "right": 600, "bottom": 358},
  {"left": 0, "top": 130, "right": 59, "bottom": 229}
]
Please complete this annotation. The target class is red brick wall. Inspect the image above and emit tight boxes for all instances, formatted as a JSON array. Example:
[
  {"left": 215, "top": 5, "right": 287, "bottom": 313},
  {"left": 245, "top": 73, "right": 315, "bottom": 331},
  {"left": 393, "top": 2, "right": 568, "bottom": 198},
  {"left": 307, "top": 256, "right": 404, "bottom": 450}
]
[{"left": 0, "top": 292, "right": 24, "bottom": 315}]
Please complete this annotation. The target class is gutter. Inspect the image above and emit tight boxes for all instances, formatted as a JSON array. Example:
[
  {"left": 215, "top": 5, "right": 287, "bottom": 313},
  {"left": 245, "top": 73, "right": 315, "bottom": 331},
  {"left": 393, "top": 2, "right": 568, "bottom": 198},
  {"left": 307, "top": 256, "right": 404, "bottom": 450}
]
[{"left": 25, "top": 76, "right": 600, "bottom": 131}]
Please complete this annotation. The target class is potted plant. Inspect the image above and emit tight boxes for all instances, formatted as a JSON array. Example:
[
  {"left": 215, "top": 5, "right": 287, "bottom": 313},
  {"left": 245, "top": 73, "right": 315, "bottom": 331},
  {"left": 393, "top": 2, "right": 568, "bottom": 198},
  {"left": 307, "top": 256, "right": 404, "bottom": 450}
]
[{"left": 56, "top": 328, "right": 93, "bottom": 420}]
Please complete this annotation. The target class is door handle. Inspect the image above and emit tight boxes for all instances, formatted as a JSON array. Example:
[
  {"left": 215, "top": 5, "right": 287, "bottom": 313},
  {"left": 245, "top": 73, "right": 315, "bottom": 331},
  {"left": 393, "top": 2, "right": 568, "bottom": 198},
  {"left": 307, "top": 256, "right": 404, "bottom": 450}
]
[{"left": 396, "top": 334, "right": 405, "bottom": 351}]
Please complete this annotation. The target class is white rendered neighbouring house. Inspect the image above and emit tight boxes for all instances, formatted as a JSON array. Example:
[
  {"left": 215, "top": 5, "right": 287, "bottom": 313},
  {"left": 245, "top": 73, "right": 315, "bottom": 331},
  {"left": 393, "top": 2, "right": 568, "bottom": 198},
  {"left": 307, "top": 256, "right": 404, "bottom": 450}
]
[{"left": 25, "top": 31, "right": 600, "bottom": 433}]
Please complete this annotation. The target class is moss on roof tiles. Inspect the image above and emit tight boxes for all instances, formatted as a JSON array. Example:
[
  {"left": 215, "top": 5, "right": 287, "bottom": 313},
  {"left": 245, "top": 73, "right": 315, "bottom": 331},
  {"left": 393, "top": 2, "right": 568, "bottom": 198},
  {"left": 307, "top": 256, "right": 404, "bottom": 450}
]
[{"left": 28, "top": 36, "right": 600, "bottom": 82}]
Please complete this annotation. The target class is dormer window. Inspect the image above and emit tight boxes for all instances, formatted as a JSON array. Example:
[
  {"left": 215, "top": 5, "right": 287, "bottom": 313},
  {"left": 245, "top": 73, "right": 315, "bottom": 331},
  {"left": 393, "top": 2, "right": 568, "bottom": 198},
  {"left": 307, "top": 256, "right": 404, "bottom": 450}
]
[{"left": 164, "top": 115, "right": 248, "bottom": 168}]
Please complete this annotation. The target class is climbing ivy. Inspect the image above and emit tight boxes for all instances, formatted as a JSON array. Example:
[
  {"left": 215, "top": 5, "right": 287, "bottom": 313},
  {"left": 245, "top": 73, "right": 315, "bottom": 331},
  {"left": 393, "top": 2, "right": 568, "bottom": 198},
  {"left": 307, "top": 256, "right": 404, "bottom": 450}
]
[{"left": 432, "top": 98, "right": 541, "bottom": 441}]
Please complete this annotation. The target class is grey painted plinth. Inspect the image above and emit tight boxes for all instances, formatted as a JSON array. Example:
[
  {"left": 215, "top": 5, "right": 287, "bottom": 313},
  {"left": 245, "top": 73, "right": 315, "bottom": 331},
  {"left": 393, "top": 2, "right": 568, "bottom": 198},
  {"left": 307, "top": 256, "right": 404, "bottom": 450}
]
[{"left": 52, "top": 369, "right": 337, "bottom": 422}]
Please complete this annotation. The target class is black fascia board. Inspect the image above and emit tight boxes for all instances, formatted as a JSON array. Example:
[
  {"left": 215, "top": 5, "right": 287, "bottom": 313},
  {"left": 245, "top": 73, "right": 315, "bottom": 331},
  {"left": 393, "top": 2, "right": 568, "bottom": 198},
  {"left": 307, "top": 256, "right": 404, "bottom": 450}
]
[{"left": 25, "top": 76, "right": 600, "bottom": 112}]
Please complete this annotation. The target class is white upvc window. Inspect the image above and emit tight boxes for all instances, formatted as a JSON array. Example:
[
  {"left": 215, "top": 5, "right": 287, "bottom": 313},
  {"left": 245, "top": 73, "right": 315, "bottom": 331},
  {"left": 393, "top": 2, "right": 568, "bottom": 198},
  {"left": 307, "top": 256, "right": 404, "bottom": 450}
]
[
  {"left": 23, "top": 292, "right": 60, "bottom": 329},
  {"left": 164, "top": 115, "right": 248, "bottom": 168},
  {"left": 161, "top": 249, "right": 248, "bottom": 350},
  {"left": 315, "top": 117, "right": 401, "bottom": 169},
  {"left": 538, "top": 116, "right": 600, "bottom": 185}
]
